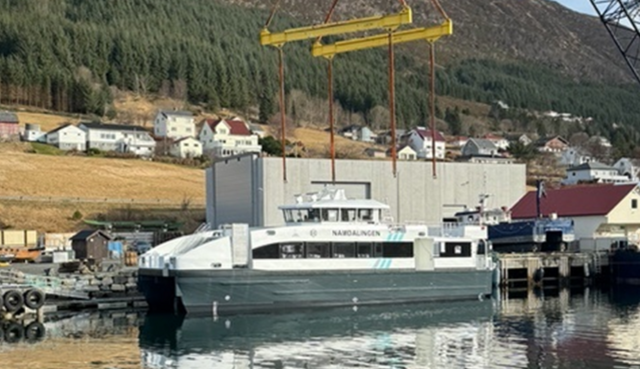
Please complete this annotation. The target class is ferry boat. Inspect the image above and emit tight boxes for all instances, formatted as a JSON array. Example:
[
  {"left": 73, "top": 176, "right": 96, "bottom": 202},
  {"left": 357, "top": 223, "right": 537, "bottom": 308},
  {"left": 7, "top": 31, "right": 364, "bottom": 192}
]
[{"left": 138, "top": 188, "right": 495, "bottom": 315}]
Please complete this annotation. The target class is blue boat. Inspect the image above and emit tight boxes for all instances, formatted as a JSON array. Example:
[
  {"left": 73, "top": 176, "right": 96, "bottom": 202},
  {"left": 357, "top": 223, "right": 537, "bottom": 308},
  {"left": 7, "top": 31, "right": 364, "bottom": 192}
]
[{"left": 487, "top": 217, "right": 575, "bottom": 252}]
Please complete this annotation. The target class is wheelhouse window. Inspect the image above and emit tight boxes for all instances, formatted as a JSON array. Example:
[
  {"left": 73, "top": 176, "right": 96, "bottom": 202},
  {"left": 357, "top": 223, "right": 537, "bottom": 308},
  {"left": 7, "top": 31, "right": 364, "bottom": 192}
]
[
  {"left": 333, "top": 243, "right": 355, "bottom": 258},
  {"left": 253, "top": 244, "right": 279, "bottom": 259},
  {"left": 306, "top": 242, "right": 331, "bottom": 258},
  {"left": 341, "top": 209, "right": 357, "bottom": 222},
  {"left": 322, "top": 209, "right": 339, "bottom": 222},
  {"left": 357, "top": 242, "right": 373, "bottom": 258},
  {"left": 280, "top": 243, "right": 304, "bottom": 258},
  {"left": 358, "top": 209, "right": 373, "bottom": 222}
]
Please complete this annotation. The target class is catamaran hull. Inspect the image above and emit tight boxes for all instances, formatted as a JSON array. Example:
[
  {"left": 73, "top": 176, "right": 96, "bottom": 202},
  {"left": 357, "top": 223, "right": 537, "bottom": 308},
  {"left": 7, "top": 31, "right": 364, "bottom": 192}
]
[{"left": 139, "top": 268, "right": 493, "bottom": 315}]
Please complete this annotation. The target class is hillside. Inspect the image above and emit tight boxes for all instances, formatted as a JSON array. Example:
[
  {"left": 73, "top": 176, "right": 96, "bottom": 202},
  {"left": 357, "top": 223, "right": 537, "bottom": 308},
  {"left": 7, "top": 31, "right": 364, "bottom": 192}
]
[
  {"left": 0, "top": 143, "right": 205, "bottom": 232},
  {"left": 0, "top": 0, "right": 639, "bottom": 139}
]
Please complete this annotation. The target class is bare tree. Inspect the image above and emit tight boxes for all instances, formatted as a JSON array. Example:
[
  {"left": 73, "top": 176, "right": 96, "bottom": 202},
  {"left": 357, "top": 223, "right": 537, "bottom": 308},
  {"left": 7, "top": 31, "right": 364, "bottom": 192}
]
[{"left": 569, "top": 132, "right": 589, "bottom": 148}]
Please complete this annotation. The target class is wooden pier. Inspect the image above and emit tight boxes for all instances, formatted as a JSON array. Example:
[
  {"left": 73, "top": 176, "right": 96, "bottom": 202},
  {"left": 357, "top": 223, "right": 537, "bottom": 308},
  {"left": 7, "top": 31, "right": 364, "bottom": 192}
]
[{"left": 496, "top": 251, "right": 609, "bottom": 288}]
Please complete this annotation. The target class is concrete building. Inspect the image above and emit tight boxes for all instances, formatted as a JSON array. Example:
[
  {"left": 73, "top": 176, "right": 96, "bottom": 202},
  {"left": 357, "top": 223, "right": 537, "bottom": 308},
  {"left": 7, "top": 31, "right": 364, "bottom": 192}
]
[{"left": 205, "top": 154, "right": 526, "bottom": 228}]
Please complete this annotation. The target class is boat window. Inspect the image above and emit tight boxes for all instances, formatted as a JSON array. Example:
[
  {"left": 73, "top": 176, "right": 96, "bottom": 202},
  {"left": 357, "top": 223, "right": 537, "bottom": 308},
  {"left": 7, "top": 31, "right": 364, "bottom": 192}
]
[
  {"left": 357, "top": 242, "right": 373, "bottom": 258},
  {"left": 382, "top": 242, "right": 414, "bottom": 257},
  {"left": 280, "top": 243, "right": 304, "bottom": 258},
  {"left": 477, "top": 240, "right": 486, "bottom": 255},
  {"left": 283, "top": 210, "right": 293, "bottom": 223},
  {"left": 292, "top": 209, "right": 310, "bottom": 223},
  {"left": 322, "top": 209, "right": 339, "bottom": 222},
  {"left": 306, "top": 242, "right": 331, "bottom": 258},
  {"left": 253, "top": 244, "right": 279, "bottom": 259},
  {"left": 374, "top": 243, "right": 383, "bottom": 257},
  {"left": 333, "top": 242, "right": 355, "bottom": 258},
  {"left": 341, "top": 209, "right": 357, "bottom": 222},
  {"left": 308, "top": 209, "right": 321, "bottom": 222},
  {"left": 439, "top": 242, "right": 472, "bottom": 258},
  {"left": 358, "top": 209, "right": 372, "bottom": 222}
]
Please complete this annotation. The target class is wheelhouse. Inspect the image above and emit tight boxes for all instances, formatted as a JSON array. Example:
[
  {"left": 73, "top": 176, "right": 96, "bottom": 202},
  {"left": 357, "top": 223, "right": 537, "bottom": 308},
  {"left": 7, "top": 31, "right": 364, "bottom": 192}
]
[{"left": 278, "top": 189, "right": 390, "bottom": 225}]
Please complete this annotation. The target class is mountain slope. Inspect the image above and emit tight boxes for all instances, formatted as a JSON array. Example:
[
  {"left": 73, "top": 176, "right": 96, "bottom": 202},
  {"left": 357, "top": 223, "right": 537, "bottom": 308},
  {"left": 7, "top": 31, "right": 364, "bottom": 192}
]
[{"left": 231, "top": 0, "right": 629, "bottom": 83}]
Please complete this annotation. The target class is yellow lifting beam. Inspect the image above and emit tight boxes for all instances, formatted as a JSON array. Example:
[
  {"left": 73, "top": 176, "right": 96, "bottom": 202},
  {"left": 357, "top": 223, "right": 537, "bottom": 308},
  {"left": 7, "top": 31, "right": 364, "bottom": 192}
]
[
  {"left": 260, "top": 6, "right": 413, "bottom": 47},
  {"left": 311, "top": 19, "right": 452, "bottom": 58}
]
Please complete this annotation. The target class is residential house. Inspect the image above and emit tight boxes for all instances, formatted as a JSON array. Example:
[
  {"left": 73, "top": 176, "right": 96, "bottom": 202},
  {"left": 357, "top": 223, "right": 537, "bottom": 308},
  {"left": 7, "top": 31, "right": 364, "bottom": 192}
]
[
  {"left": 80, "top": 123, "right": 156, "bottom": 156},
  {"left": 535, "top": 136, "right": 569, "bottom": 153},
  {"left": 461, "top": 138, "right": 499, "bottom": 157},
  {"left": 364, "top": 148, "right": 386, "bottom": 159},
  {"left": 482, "top": 133, "right": 510, "bottom": 150},
  {"left": 70, "top": 230, "right": 113, "bottom": 262},
  {"left": 46, "top": 124, "right": 86, "bottom": 151},
  {"left": 614, "top": 158, "right": 640, "bottom": 182},
  {"left": 376, "top": 129, "right": 407, "bottom": 146},
  {"left": 407, "top": 127, "right": 446, "bottom": 160},
  {"left": 0, "top": 111, "right": 19, "bottom": 139},
  {"left": 447, "top": 136, "right": 469, "bottom": 148},
  {"left": 153, "top": 110, "right": 195, "bottom": 139},
  {"left": 199, "top": 118, "right": 261, "bottom": 157},
  {"left": 339, "top": 125, "right": 377, "bottom": 143},
  {"left": 249, "top": 123, "right": 267, "bottom": 138},
  {"left": 559, "top": 147, "right": 592, "bottom": 167},
  {"left": 170, "top": 137, "right": 203, "bottom": 158},
  {"left": 506, "top": 133, "right": 533, "bottom": 146},
  {"left": 397, "top": 145, "right": 417, "bottom": 161},
  {"left": 23, "top": 123, "right": 46, "bottom": 142},
  {"left": 510, "top": 183, "right": 640, "bottom": 243},
  {"left": 562, "top": 161, "right": 630, "bottom": 185}
]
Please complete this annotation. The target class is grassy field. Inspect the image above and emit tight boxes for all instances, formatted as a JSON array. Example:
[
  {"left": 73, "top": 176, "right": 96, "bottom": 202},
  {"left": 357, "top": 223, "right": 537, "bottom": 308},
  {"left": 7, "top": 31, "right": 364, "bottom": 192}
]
[{"left": 16, "top": 111, "right": 77, "bottom": 132}]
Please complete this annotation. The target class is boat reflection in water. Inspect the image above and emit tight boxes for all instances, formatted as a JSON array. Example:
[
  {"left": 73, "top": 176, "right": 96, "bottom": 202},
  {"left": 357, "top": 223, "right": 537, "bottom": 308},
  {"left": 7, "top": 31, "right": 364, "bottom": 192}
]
[{"left": 139, "top": 300, "right": 495, "bottom": 369}]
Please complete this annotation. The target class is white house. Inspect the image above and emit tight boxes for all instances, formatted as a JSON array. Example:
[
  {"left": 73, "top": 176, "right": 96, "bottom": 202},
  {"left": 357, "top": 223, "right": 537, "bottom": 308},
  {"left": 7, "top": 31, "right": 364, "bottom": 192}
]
[
  {"left": 80, "top": 122, "right": 156, "bottom": 156},
  {"left": 614, "top": 158, "right": 640, "bottom": 182},
  {"left": 406, "top": 127, "right": 445, "bottom": 160},
  {"left": 154, "top": 110, "right": 195, "bottom": 139},
  {"left": 46, "top": 124, "right": 86, "bottom": 151},
  {"left": 461, "top": 138, "right": 499, "bottom": 157},
  {"left": 559, "top": 147, "right": 592, "bottom": 167},
  {"left": 397, "top": 145, "right": 417, "bottom": 160},
  {"left": 198, "top": 118, "right": 261, "bottom": 157},
  {"left": 482, "top": 134, "right": 509, "bottom": 150},
  {"left": 23, "top": 123, "right": 46, "bottom": 142},
  {"left": 562, "top": 161, "right": 630, "bottom": 185},
  {"left": 510, "top": 183, "right": 640, "bottom": 244},
  {"left": 170, "top": 137, "right": 203, "bottom": 158}
]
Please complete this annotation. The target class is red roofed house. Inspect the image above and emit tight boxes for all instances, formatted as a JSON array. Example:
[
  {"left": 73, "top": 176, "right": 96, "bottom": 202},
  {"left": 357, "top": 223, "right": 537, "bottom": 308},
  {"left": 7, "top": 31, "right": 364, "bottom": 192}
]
[
  {"left": 510, "top": 183, "right": 640, "bottom": 243},
  {"left": 198, "top": 118, "right": 261, "bottom": 157},
  {"left": 407, "top": 127, "right": 446, "bottom": 160},
  {"left": 0, "top": 111, "right": 19, "bottom": 139}
]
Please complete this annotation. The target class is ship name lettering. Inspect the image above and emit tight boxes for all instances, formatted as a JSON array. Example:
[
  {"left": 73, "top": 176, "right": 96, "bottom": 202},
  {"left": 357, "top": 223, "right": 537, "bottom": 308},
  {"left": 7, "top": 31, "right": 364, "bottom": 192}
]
[{"left": 332, "top": 230, "right": 381, "bottom": 237}]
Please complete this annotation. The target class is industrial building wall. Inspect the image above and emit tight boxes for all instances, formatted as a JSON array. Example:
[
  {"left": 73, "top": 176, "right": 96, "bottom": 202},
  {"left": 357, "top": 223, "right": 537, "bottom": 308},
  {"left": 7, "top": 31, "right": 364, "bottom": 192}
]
[
  {"left": 207, "top": 154, "right": 262, "bottom": 227},
  {"left": 209, "top": 155, "right": 526, "bottom": 228}
]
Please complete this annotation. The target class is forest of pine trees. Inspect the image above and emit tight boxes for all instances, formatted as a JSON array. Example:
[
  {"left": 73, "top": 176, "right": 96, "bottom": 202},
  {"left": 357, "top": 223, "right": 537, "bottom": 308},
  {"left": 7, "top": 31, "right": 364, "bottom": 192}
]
[{"left": 1, "top": 0, "right": 639, "bottom": 147}]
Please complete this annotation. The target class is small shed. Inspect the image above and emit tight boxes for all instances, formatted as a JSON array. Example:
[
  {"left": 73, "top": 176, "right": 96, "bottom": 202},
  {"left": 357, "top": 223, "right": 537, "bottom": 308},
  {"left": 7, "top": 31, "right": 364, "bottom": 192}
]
[{"left": 70, "top": 230, "right": 113, "bottom": 262}]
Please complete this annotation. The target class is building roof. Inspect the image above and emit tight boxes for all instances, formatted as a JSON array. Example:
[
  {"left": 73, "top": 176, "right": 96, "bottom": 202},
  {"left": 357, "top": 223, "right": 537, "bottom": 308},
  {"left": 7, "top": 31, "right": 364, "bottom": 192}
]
[
  {"left": 482, "top": 133, "right": 505, "bottom": 141},
  {"left": 206, "top": 119, "right": 251, "bottom": 136},
  {"left": 534, "top": 135, "right": 569, "bottom": 146},
  {"left": 567, "top": 161, "right": 617, "bottom": 172},
  {"left": 81, "top": 122, "right": 149, "bottom": 132},
  {"left": 510, "top": 183, "right": 637, "bottom": 218},
  {"left": 467, "top": 138, "right": 497, "bottom": 151},
  {"left": 160, "top": 110, "right": 193, "bottom": 117},
  {"left": 70, "top": 229, "right": 113, "bottom": 241},
  {"left": 0, "top": 111, "right": 18, "bottom": 124},
  {"left": 414, "top": 128, "right": 445, "bottom": 142},
  {"left": 46, "top": 123, "right": 75, "bottom": 135}
]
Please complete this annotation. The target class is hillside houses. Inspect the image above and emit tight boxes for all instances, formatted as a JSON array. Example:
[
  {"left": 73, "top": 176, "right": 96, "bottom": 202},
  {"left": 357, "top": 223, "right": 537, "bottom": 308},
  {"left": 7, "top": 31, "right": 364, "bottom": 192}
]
[
  {"left": 46, "top": 124, "right": 86, "bottom": 151},
  {"left": 80, "top": 122, "right": 156, "bottom": 156},
  {"left": 198, "top": 118, "right": 261, "bottom": 157},
  {"left": 153, "top": 110, "right": 195, "bottom": 140},
  {"left": 406, "top": 127, "right": 445, "bottom": 160}
]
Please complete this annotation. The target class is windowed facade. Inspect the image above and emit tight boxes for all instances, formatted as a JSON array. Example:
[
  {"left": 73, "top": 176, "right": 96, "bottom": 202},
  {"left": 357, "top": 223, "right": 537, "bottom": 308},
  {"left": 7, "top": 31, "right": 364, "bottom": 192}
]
[{"left": 282, "top": 208, "right": 381, "bottom": 223}]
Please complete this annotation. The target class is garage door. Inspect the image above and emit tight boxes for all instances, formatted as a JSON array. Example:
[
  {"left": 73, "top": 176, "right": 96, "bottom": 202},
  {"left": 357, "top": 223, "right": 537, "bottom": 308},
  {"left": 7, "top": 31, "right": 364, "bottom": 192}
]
[{"left": 310, "top": 181, "right": 371, "bottom": 200}]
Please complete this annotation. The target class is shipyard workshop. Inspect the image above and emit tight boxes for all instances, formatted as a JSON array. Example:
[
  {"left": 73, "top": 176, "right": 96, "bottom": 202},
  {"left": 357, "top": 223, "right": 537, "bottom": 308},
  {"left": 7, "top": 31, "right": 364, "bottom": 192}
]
[{"left": 205, "top": 153, "right": 526, "bottom": 228}]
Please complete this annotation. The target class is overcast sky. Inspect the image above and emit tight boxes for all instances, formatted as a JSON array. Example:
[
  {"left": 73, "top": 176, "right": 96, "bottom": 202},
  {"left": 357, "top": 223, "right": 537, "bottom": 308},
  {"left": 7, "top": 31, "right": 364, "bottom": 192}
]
[{"left": 553, "top": 1, "right": 596, "bottom": 15}]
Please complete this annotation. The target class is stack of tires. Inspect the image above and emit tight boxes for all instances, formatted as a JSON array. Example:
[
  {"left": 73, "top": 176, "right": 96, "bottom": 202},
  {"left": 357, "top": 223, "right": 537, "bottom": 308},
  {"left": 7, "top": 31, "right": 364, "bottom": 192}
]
[
  {"left": 0, "top": 288, "right": 47, "bottom": 344},
  {"left": 1, "top": 288, "right": 46, "bottom": 314}
]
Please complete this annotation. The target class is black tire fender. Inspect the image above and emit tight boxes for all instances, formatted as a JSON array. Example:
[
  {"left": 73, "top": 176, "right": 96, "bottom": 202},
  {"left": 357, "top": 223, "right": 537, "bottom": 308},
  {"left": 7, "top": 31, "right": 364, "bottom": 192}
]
[
  {"left": 3, "top": 289, "right": 24, "bottom": 313},
  {"left": 24, "top": 321, "right": 45, "bottom": 343},
  {"left": 4, "top": 321, "right": 23, "bottom": 343},
  {"left": 23, "top": 289, "right": 45, "bottom": 310}
]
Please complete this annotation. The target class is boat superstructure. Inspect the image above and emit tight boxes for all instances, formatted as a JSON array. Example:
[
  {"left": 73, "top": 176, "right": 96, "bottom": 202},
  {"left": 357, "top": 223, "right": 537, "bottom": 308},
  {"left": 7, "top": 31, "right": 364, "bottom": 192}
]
[{"left": 138, "top": 188, "right": 495, "bottom": 315}]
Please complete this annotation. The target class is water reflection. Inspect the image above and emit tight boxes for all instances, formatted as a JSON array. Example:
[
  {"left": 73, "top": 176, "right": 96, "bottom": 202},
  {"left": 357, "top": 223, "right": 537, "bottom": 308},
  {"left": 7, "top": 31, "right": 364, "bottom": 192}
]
[
  {"left": 5, "top": 287, "right": 640, "bottom": 368},
  {"left": 139, "top": 300, "right": 496, "bottom": 369}
]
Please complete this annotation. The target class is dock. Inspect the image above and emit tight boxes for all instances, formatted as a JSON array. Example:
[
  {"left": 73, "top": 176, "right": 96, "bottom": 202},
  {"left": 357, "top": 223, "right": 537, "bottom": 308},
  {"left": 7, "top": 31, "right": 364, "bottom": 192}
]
[{"left": 496, "top": 251, "right": 609, "bottom": 288}]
